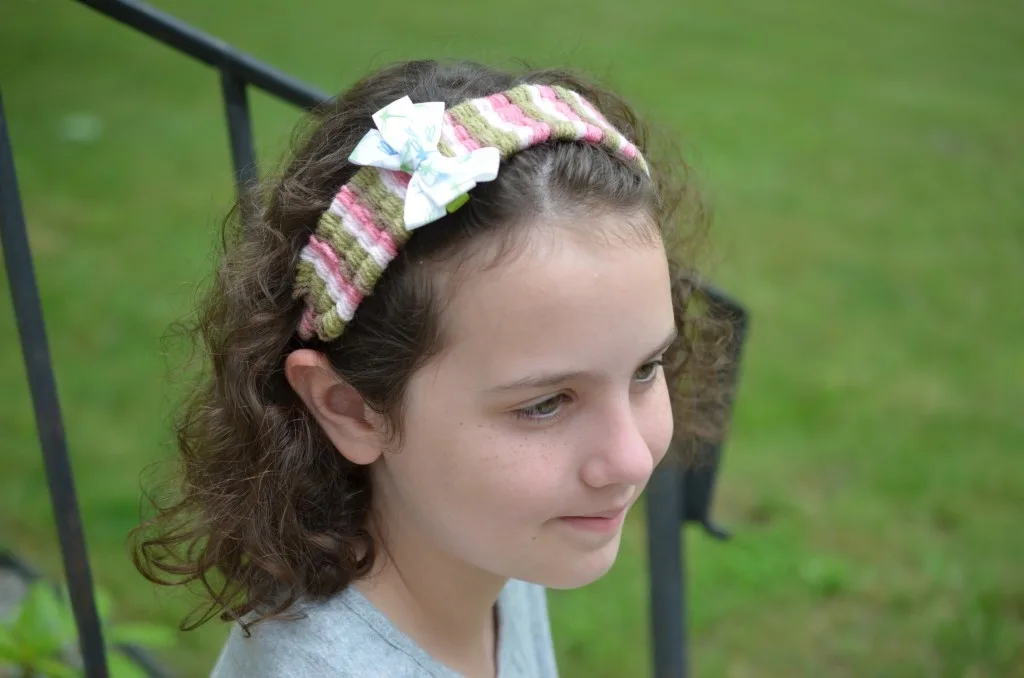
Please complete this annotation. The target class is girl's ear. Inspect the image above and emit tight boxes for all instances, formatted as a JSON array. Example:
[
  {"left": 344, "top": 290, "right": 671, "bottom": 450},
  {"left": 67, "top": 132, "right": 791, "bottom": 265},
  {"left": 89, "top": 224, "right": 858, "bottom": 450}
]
[{"left": 284, "top": 349, "right": 384, "bottom": 465}]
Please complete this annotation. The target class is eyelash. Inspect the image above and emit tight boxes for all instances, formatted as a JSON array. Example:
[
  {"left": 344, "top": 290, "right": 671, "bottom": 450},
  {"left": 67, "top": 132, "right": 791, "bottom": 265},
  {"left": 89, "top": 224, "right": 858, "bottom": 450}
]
[
  {"left": 633, "top": 360, "right": 663, "bottom": 385},
  {"left": 513, "top": 359, "right": 665, "bottom": 422}
]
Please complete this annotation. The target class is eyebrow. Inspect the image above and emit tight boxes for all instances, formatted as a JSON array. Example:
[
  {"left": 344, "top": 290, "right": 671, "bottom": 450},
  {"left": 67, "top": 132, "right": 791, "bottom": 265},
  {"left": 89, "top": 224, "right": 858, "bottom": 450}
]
[{"left": 487, "top": 327, "right": 679, "bottom": 394}]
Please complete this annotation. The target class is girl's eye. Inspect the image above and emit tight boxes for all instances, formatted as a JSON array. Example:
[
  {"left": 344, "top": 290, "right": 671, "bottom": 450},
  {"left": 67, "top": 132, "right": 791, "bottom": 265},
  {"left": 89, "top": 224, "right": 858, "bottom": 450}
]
[
  {"left": 634, "top": 360, "right": 663, "bottom": 384},
  {"left": 515, "top": 394, "right": 570, "bottom": 421}
]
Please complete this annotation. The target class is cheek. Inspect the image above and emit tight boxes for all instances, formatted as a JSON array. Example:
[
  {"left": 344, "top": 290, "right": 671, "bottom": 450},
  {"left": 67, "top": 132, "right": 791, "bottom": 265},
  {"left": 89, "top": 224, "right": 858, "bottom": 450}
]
[
  {"left": 397, "top": 411, "right": 565, "bottom": 519},
  {"left": 465, "top": 426, "right": 575, "bottom": 513}
]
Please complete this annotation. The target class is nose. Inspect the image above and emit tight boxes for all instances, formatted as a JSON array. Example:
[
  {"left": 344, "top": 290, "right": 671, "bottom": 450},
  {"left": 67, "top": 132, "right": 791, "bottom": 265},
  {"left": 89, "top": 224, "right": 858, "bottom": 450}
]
[{"left": 580, "top": 402, "right": 655, "bottom": 490}]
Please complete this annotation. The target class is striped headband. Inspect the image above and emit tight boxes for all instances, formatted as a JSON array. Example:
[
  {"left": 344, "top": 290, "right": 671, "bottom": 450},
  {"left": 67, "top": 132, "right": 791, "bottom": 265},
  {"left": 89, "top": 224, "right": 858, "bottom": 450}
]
[{"left": 293, "top": 83, "right": 650, "bottom": 342}]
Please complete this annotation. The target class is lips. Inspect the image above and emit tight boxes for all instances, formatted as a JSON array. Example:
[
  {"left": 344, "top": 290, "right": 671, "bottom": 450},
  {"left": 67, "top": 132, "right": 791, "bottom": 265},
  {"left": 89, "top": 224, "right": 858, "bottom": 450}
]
[
  {"left": 564, "top": 505, "right": 628, "bottom": 520},
  {"left": 557, "top": 506, "right": 628, "bottom": 534}
]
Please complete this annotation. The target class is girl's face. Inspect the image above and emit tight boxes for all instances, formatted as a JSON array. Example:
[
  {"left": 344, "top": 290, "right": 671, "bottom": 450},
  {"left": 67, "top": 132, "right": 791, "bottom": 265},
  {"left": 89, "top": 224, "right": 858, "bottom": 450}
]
[{"left": 371, "top": 213, "right": 676, "bottom": 589}]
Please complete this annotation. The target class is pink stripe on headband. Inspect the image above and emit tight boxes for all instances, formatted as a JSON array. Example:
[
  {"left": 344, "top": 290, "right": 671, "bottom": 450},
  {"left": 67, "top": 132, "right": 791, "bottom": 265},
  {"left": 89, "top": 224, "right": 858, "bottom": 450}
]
[
  {"left": 443, "top": 116, "right": 483, "bottom": 151},
  {"left": 306, "top": 235, "right": 363, "bottom": 307},
  {"left": 377, "top": 168, "right": 412, "bottom": 200},
  {"left": 299, "top": 248, "right": 359, "bottom": 322},
  {"left": 438, "top": 123, "right": 471, "bottom": 156},
  {"left": 299, "top": 307, "right": 318, "bottom": 338},
  {"left": 567, "top": 89, "right": 613, "bottom": 128},
  {"left": 336, "top": 186, "right": 399, "bottom": 258},
  {"left": 329, "top": 200, "right": 393, "bottom": 270},
  {"left": 380, "top": 167, "right": 411, "bottom": 189},
  {"left": 471, "top": 97, "right": 535, "bottom": 146},
  {"left": 485, "top": 93, "right": 552, "bottom": 145},
  {"left": 537, "top": 86, "right": 604, "bottom": 143},
  {"left": 526, "top": 85, "right": 592, "bottom": 139},
  {"left": 566, "top": 90, "right": 640, "bottom": 158}
]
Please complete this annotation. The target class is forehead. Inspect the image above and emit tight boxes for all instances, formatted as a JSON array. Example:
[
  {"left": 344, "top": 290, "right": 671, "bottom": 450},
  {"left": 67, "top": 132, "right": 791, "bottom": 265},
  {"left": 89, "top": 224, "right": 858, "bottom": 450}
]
[{"left": 431, "top": 214, "right": 675, "bottom": 385}]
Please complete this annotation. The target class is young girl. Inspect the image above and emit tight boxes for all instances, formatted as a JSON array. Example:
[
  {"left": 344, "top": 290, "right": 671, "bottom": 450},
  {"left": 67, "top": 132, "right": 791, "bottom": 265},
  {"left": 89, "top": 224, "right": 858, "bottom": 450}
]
[{"left": 132, "top": 59, "right": 727, "bottom": 678}]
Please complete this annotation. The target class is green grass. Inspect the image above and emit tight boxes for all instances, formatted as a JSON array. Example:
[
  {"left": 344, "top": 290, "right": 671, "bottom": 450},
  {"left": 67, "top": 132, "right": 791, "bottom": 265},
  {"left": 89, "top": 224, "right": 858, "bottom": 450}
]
[{"left": 2, "top": 0, "right": 1023, "bottom": 675}]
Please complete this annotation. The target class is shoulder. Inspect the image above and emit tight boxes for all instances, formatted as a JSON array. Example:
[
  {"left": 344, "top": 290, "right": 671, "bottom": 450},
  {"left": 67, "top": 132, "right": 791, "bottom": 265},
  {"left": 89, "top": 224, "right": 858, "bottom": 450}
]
[{"left": 209, "top": 591, "right": 431, "bottom": 678}]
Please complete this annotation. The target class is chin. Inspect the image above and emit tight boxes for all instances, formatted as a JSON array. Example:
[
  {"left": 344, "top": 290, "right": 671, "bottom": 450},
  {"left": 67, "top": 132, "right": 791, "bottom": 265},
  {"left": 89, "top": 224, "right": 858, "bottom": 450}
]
[{"left": 531, "top": 534, "right": 623, "bottom": 590}]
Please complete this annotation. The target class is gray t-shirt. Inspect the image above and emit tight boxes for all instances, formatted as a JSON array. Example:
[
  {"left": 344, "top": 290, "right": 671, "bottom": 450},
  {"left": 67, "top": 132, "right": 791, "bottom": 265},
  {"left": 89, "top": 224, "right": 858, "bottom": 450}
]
[{"left": 210, "top": 579, "right": 558, "bottom": 677}]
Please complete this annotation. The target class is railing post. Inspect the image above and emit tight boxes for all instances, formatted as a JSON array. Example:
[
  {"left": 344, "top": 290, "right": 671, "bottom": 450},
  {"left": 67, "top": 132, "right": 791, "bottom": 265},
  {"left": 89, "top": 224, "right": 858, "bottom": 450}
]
[
  {"left": 0, "top": 91, "right": 109, "bottom": 677},
  {"left": 219, "top": 70, "right": 258, "bottom": 215},
  {"left": 646, "top": 463, "right": 688, "bottom": 678}
]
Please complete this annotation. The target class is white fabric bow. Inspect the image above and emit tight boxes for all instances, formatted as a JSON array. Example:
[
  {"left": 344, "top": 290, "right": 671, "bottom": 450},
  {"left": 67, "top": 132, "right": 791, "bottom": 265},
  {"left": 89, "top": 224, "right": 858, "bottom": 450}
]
[{"left": 348, "top": 96, "right": 501, "bottom": 229}]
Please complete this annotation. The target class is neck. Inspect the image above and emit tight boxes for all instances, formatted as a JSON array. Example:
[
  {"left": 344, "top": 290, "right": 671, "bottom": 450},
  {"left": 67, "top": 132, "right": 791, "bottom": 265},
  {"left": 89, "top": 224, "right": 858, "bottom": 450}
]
[{"left": 354, "top": 507, "right": 506, "bottom": 677}]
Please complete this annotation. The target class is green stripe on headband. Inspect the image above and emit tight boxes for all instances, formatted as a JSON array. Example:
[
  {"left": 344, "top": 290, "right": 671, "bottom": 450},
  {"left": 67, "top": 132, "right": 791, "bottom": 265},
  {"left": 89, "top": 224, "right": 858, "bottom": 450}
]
[
  {"left": 503, "top": 87, "right": 583, "bottom": 141},
  {"left": 348, "top": 170, "right": 411, "bottom": 242},
  {"left": 446, "top": 104, "right": 523, "bottom": 157}
]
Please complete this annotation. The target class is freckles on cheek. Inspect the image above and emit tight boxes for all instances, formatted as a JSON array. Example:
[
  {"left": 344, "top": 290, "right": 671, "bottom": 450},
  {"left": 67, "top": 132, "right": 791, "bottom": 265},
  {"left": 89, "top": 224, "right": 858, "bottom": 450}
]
[
  {"left": 449, "top": 423, "right": 513, "bottom": 481},
  {"left": 515, "top": 439, "right": 573, "bottom": 502},
  {"left": 478, "top": 433, "right": 564, "bottom": 508}
]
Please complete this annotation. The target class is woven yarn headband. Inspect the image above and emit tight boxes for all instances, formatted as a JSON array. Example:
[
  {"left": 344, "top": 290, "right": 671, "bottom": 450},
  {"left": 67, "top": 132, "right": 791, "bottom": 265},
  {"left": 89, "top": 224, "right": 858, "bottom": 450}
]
[{"left": 293, "top": 83, "right": 650, "bottom": 342}]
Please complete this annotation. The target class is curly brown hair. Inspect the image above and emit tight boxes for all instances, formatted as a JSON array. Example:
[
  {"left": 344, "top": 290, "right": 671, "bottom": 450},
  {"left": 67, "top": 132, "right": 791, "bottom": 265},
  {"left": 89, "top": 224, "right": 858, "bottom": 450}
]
[{"left": 129, "top": 59, "right": 734, "bottom": 634}]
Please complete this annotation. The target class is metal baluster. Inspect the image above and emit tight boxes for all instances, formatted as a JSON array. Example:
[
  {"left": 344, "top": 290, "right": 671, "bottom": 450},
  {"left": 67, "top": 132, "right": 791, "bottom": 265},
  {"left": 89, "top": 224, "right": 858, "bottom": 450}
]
[
  {"left": 220, "top": 70, "right": 258, "bottom": 214},
  {"left": 646, "top": 464, "right": 687, "bottom": 678},
  {"left": 0, "top": 91, "right": 109, "bottom": 677}
]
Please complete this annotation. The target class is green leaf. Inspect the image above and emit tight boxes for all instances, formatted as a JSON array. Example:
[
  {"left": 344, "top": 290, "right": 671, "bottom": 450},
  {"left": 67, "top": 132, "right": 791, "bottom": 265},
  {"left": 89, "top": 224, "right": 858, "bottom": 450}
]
[
  {"left": 11, "top": 582, "right": 72, "bottom": 657},
  {"left": 0, "top": 623, "right": 21, "bottom": 661},
  {"left": 108, "top": 651, "right": 149, "bottom": 678},
  {"left": 51, "top": 585, "right": 79, "bottom": 642},
  {"left": 107, "top": 623, "right": 177, "bottom": 650},
  {"left": 94, "top": 587, "right": 114, "bottom": 626},
  {"left": 32, "top": 655, "right": 81, "bottom": 678}
]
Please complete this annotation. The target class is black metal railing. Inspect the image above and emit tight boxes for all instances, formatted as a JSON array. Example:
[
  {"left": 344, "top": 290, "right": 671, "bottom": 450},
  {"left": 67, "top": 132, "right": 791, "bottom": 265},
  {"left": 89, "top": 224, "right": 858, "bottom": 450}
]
[
  {"left": 0, "top": 90, "right": 112, "bottom": 677},
  {"left": 0, "top": 1, "right": 749, "bottom": 676}
]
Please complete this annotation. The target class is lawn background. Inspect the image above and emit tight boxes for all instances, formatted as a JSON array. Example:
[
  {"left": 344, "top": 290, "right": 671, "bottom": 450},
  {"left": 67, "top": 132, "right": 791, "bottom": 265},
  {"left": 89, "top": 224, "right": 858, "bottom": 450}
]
[{"left": 1, "top": 0, "right": 1022, "bottom": 675}]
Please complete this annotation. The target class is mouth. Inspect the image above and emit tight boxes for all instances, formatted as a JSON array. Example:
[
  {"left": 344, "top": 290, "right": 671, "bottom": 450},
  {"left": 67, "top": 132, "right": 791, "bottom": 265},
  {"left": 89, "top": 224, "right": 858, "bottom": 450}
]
[{"left": 557, "top": 505, "right": 628, "bottom": 534}]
